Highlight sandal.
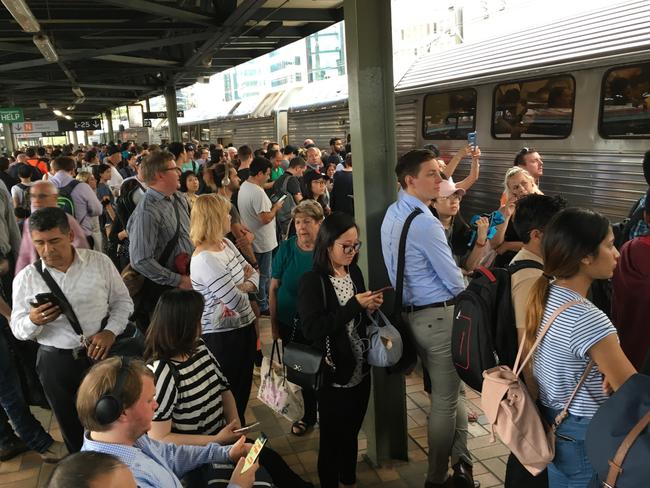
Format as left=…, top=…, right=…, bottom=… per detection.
left=291, top=420, right=311, bottom=436
left=467, top=410, right=479, bottom=423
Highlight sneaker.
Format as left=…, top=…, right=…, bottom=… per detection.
left=0, top=437, right=28, bottom=462
left=39, top=441, right=68, bottom=463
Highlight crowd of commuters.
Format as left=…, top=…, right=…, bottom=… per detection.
left=0, top=136, right=647, bottom=488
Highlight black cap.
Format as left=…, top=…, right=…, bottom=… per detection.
left=185, top=143, right=195, bottom=152
left=303, top=169, right=330, bottom=185
left=283, top=144, right=298, bottom=156
left=106, top=145, right=120, bottom=156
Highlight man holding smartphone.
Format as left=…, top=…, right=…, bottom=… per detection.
left=11, top=207, right=133, bottom=453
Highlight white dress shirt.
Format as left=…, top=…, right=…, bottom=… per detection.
left=11, top=248, right=133, bottom=349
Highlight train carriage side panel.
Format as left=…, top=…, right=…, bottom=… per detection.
left=288, top=103, right=350, bottom=150
left=231, top=116, right=276, bottom=149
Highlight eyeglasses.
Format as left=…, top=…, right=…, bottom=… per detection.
left=439, top=194, right=462, bottom=202
left=335, top=241, right=362, bottom=255
left=31, top=193, right=56, bottom=200
left=162, top=166, right=182, bottom=174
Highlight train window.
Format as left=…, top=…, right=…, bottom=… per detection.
left=422, top=89, right=476, bottom=139
left=600, top=63, right=650, bottom=138
left=492, top=75, right=575, bottom=139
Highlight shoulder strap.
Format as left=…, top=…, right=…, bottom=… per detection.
left=157, top=358, right=181, bottom=386
left=394, top=208, right=423, bottom=315
left=34, top=260, right=84, bottom=337
left=605, top=410, right=650, bottom=487
left=508, top=259, right=544, bottom=274
left=158, top=196, right=182, bottom=266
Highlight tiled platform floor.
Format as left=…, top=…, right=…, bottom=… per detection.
left=0, top=318, right=507, bottom=488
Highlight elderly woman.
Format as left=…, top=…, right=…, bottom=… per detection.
left=492, top=166, right=542, bottom=267
left=269, top=200, right=324, bottom=436
left=189, top=194, right=259, bottom=425
left=76, top=171, right=104, bottom=252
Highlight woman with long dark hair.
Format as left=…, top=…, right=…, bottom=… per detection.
left=297, top=212, right=383, bottom=488
left=144, top=289, right=313, bottom=488
left=525, top=208, right=636, bottom=487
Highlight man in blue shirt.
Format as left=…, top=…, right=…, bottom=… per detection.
left=381, top=149, right=477, bottom=488
left=77, top=357, right=258, bottom=488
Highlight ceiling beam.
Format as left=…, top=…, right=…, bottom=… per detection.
left=97, top=0, right=214, bottom=25
left=94, top=54, right=179, bottom=66
left=251, top=8, right=343, bottom=23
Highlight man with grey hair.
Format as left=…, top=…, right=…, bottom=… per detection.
left=305, top=146, right=323, bottom=173
left=15, top=181, right=88, bottom=274
left=127, top=150, right=194, bottom=329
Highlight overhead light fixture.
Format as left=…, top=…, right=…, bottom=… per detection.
left=33, top=35, right=58, bottom=62
left=1, top=0, right=41, bottom=33
left=197, top=76, right=210, bottom=84
left=72, top=86, right=84, bottom=98
left=66, top=105, right=76, bottom=111
left=38, top=102, right=47, bottom=109
left=74, top=96, right=85, bottom=104
left=52, top=109, right=63, bottom=116
left=63, top=115, right=72, bottom=120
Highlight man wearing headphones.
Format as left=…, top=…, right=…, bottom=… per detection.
left=11, top=207, right=133, bottom=453
left=78, top=357, right=258, bottom=488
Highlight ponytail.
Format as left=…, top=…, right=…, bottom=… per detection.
left=523, top=274, right=552, bottom=356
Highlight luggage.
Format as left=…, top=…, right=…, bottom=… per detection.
left=481, top=300, right=591, bottom=475
left=452, top=260, right=543, bottom=391
left=586, top=374, right=650, bottom=488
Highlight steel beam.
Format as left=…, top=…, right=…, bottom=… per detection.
left=98, top=0, right=214, bottom=25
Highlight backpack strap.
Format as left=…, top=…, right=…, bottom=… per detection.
left=508, top=259, right=544, bottom=274
left=605, top=411, right=650, bottom=487
left=394, top=208, right=423, bottom=315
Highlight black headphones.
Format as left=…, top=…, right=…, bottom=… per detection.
left=95, top=356, right=131, bottom=425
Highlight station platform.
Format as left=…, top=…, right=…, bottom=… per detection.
left=0, top=317, right=508, bottom=488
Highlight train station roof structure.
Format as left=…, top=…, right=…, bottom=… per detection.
left=0, top=0, right=344, bottom=120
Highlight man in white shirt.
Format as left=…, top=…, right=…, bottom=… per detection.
left=11, top=207, right=133, bottom=453
left=236, top=157, right=284, bottom=314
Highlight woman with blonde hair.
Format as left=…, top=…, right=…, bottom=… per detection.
left=525, top=207, right=635, bottom=487
left=189, top=193, right=259, bottom=424
left=492, top=166, right=542, bottom=267
left=76, top=171, right=104, bottom=252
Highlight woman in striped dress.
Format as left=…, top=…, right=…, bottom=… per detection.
left=189, top=194, right=259, bottom=425
left=524, top=208, right=636, bottom=488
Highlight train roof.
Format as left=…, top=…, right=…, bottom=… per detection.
left=396, top=0, right=650, bottom=94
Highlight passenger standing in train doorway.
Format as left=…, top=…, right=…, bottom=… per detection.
left=381, top=149, right=479, bottom=488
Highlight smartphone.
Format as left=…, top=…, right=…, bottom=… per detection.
left=270, top=193, right=287, bottom=205
left=233, top=422, right=260, bottom=434
left=30, top=293, right=60, bottom=308
left=370, top=286, right=393, bottom=295
left=241, top=433, right=267, bottom=473
left=467, top=131, right=477, bottom=149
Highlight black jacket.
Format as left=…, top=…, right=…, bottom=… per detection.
left=297, top=264, right=370, bottom=386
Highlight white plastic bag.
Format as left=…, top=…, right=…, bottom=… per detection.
left=257, top=341, right=304, bottom=422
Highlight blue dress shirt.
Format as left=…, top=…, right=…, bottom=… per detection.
left=82, top=433, right=237, bottom=488
left=381, top=190, right=465, bottom=306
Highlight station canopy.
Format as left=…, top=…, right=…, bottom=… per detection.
left=0, top=0, right=344, bottom=120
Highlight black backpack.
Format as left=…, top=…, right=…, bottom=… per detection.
left=613, top=196, right=645, bottom=249
left=451, top=260, right=543, bottom=392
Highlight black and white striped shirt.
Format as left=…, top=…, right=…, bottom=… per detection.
left=533, top=284, right=616, bottom=418
left=150, top=341, right=230, bottom=435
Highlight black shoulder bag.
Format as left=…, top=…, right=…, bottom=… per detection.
left=388, top=208, right=423, bottom=375
left=34, top=260, right=144, bottom=359
left=283, top=277, right=334, bottom=391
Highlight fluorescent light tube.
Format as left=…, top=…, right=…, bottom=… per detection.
left=33, top=35, right=58, bottom=62
left=1, top=0, right=41, bottom=33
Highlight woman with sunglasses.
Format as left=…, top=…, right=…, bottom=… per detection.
left=297, top=212, right=383, bottom=488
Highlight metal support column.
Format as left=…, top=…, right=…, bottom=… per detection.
left=164, top=85, right=180, bottom=142
left=83, top=130, right=89, bottom=146
left=344, top=0, right=407, bottom=466
left=71, top=130, right=79, bottom=146
left=105, top=111, right=115, bottom=143
left=3, top=123, right=15, bottom=154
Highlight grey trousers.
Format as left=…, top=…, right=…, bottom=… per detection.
left=404, top=304, right=470, bottom=484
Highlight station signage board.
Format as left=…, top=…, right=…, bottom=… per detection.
left=12, top=121, right=59, bottom=133
left=143, top=110, right=184, bottom=119
left=0, top=107, right=24, bottom=123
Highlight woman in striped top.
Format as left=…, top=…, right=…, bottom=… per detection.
left=145, top=289, right=313, bottom=488
left=524, top=208, right=636, bottom=488
left=190, top=194, right=259, bottom=425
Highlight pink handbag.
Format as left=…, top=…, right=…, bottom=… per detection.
left=481, top=300, right=593, bottom=475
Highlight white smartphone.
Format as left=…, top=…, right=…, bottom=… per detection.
left=241, top=433, right=267, bottom=473
left=233, top=422, right=260, bottom=434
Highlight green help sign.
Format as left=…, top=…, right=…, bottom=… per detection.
left=0, top=108, right=24, bottom=123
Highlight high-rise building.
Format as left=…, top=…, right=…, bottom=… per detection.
left=306, top=23, right=346, bottom=83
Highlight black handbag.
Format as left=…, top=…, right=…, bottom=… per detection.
left=34, top=260, right=144, bottom=359
left=284, top=277, right=334, bottom=391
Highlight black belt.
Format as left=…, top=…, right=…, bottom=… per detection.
left=39, top=344, right=87, bottom=360
left=402, top=299, right=455, bottom=313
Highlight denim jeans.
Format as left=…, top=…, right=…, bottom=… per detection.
left=0, top=330, right=52, bottom=453
left=254, top=251, right=273, bottom=311
left=541, top=405, right=597, bottom=488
